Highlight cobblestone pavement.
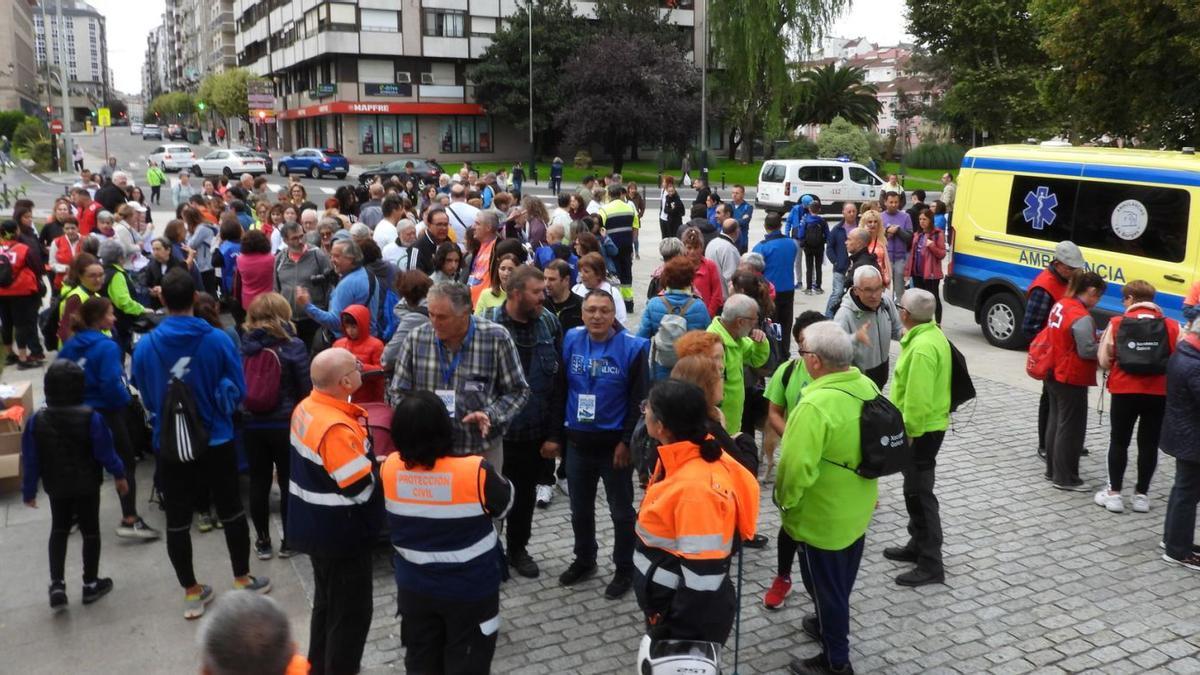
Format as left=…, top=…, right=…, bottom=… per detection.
left=329, top=375, right=1200, bottom=674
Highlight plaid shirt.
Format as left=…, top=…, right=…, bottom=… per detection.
left=1022, top=287, right=1054, bottom=341
left=389, top=316, right=530, bottom=456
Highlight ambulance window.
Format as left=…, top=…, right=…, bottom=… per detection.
left=848, top=167, right=877, bottom=185
left=798, top=166, right=844, bottom=182
left=1005, top=175, right=1078, bottom=244
left=1072, top=182, right=1189, bottom=263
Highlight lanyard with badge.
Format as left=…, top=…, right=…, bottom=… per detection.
left=435, top=318, right=475, bottom=415
left=577, top=334, right=608, bottom=423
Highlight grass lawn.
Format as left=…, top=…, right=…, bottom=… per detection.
left=880, top=162, right=951, bottom=189
left=441, top=158, right=765, bottom=189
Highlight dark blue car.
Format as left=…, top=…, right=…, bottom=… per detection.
left=276, top=147, right=350, bottom=179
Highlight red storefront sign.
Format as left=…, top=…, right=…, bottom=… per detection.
left=278, top=101, right=485, bottom=120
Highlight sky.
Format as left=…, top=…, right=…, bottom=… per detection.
left=96, top=0, right=913, bottom=96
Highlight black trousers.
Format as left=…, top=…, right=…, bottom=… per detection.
left=615, top=240, right=634, bottom=313
left=160, top=441, right=251, bottom=588
left=1038, top=383, right=1049, bottom=451
left=864, top=360, right=889, bottom=389
left=296, top=318, right=321, bottom=354
left=1107, top=393, right=1165, bottom=494
left=49, top=493, right=101, bottom=583
left=399, top=589, right=499, bottom=675
left=910, top=277, right=943, bottom=323
left=798, top=536, right=864, bottom=668
left=101, top=407, right=138, bottom=520
left=537, top=445, right=566, bottom=486
left=1164, top=458, right=1200, bottom=560
left=0, top=294, right=44, bottom=356
left=900, top=431, right=945, bottom=574
left=503, top=438, right=543, bottom=554
left=245, top=425, right=291, bottom=543
left=150, top=185, right=161, bottom=203
left=200, top=269, right=218, bottom=299
left=309, top=553, right=374, bottom=675
left=803, top=247, right=823, bottom=290
left=777, top=525, right=799, bottom=577
left=774, top=290, right=795, bottom=356
left=1046, top=379, right=1088, bottom=485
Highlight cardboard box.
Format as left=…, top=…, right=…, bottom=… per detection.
left=0, top=452, right=20, bottom=495
left=0, top=380, right=33, bottom=423
left=0, top=418, right=19, bottom=457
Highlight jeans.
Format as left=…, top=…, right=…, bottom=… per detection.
left=245, top=425, right=291, bottom=544
left=503, top=438, right=543, bottom=555
left=101, top=407, right=138, bottom=520
left=160, top=441, right=251, bottom=588
left=803, top=247, right=823, bottom=290
left=566, top=433, right=636, bottom=573
left=825, top=271, right=846, bottom=318
left=49, top=493, right=101, bottom=583
left=1164, top=458, right=1200, bottom=561
left=798, top=536, right=865, bottom=668
left=1107, top=394, right=1165, bottom=494
left=399, top=589, right=499, bottom=675
left=900, top=431, right=945, bottom=574
left=309, top=553, right=373, bottom=675
left=1045, top=378, right=1088, bottom=485
left=890, top=255, right=908, bottom=301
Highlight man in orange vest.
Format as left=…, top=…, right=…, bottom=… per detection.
left=286, top=347, right=382, bottom=675
left=200, top=591, right=310, bottom=675
left=1024, top=241, right=1086, bottom=460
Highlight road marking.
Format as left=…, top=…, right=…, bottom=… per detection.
left=318, top=187, right=336, bottom=195
left=268, top=184, right=284, bottom=192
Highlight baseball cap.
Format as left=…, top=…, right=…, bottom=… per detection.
left=800, top=195, right=814, bottom=207
left=1053, top=241, right=1085, bottom=269
left=129, top=202, right=147, bottom=213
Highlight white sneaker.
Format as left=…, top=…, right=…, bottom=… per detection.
left=1093, top=489, right=1124, bottom=513
left=556, top=477, right=570, bottom=497
left=535, top=484, right=554, bottom=508
left=1132, top=494, right=1151, bottom=513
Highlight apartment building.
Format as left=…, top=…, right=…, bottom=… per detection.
left=0, top=0, right=40, bottom=115
left=33, top=0, right=110, bottom=124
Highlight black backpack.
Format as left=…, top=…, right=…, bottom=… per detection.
left=1116, top=316, right=1171, bottom=375
left=825, top=388, right=910, bottom=479
left=948, top=340, right=976, bottom=413
left=0, top=246, right=15, bottom=288
left=151, top=337, right=209, bottom=464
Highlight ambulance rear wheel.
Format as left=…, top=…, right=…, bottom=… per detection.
left=981, top=292, right=1026, bottom=350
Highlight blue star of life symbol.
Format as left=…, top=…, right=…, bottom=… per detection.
left=1022, top=186, right=1058, bottom=231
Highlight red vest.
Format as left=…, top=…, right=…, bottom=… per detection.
left=1106, top=305, right=1179, bottom=396
left=52, top=234, right=82, bottom=290
left=1027, top=267, right=1069, bottom=301
left=1048, top=297, right=1098, bottom=386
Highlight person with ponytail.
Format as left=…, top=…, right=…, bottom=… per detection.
left=633, top=378, right=759, bottom=644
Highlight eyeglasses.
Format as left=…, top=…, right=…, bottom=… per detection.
left=798, top=350, right=816, bottom=357
left=341, top=360, right=363, bottom=379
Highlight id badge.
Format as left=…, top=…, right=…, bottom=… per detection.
left=435, top=388, right=456, bottom=415
left=577, top=394, right=597, bottom=422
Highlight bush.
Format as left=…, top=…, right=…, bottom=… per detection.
left=904, top=142, right=966, bottom=169
left=11, top=118, right=46, bottom=152
left=26, top=138, right=55, bottom=171
left=816, top=117, right=872, bottom=164
left=775, top=137, right=818, bottom=159
left=0, top=111, right=27, bottom=142
left=573, top=150, right=593, bottom=169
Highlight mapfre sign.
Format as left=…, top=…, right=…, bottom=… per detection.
left=278, top=101, right=485, bottom=120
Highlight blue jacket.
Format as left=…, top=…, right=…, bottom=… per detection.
left=131, top=315, right=246, bottom=447
left=753, top=232, right=798, bottom=293
left=637, top=291, right=711, bottom=380
left=731, top=201, right=754, bottom=251
left=57, top=330, right=131, bottom=412
left=305, top=266, right=381, bottom=337
left=218, top=241, right=240, bottom=294
left=563, top=326, right=649, bottom=443
left=1161, top=338, right=1200, bottom=463
left=826, top=220, right=853, bottom=273
left=792, top=213, right=828, bottom=248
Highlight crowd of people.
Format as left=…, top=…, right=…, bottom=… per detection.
left=10, top=156, right=1200, bottom=675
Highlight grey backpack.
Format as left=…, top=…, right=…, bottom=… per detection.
left=651, top=296, right=697, bottom=370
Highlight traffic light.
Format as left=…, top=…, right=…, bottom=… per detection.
left=258, top=110, right=266, bottom=120
left=197, top=101, right=207, bottom=111
left=90, top=110, right=97, bottom=118
left=44, top=106, right=52, bottom=115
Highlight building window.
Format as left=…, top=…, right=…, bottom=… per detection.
left=360, top=9, right=398, bottom=32
left=438, top=116, right=491, bottom=154
left=327, top=2, right=357, bottom=30
left=359, top=115, right=418, bottom=154
left=423, top=9, right=465, bottom=38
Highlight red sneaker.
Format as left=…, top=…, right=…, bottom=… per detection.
left=763, top=575, right=792, bottom=610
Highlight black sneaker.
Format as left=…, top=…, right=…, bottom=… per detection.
left=277, top=540, right=296, bottom=559
left=49, top=582, right=67, bottom=612
left=4, top=353, right=18, bottom=366
left=801, top=614, right=821, bottom=641
left=558, top=559, right=597, bottom=586
left=508, top=549, right=540, bottom=578
left=743, top=533, right=769, bottom=549
left=1052, top=481, right=1090, bottom=492
left=604, top=572, right=633, bottom=599
left=255, top=537, right=274, bottom=561
left=788, top=653, right=855, bottom=674
left=81, top=578, right=114, bottom=605
left=16, top=360, right=40, bottom=370
left=882, top=546, right=918, bottom=563
left=895, top=567, right=945, bottom=587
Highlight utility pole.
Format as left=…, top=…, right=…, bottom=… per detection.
left=698, top=0, right=708, bottom=182
left=528, top=0, right=536, bottom=184
left=54, top=0, right=75, bottom=173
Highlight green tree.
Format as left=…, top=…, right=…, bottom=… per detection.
left=905, top=0, right=1053, bottom=142
left=1032, top=0, right=1200, bottom=147
left=816, top=116, right=871, bottom=163
left=199, top=68, right=270, bottom=142
left=789, top=64, right=882, bottom=128
left=148, top=92, right=196, bottom=120
left=0, top=111, right=29, bottom=141
left=709, top=0, right=847, bottom=162
left=468, top=0, right=590, bottom=155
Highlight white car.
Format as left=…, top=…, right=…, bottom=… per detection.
left=142, top=124, right=163, bottom=140
left=756, top=158, right=885, bottom=216
left=148, top=144, right=195, bottom=173
left=130, top=123, right=143, bottom=135
left=190, top=149, right=268, bottom=177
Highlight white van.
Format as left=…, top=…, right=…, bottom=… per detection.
left=756, top=159, right=885, bottom=215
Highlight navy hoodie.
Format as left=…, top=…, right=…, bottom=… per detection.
left=240, top=327, right=312, bottom=427
left=57, top=329, right=131, bottom=412
left=131, top=315, right=246, bottom=447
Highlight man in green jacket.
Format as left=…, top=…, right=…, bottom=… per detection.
left=146, top=160, right=165, bottom=205
left=884, top=288, right=951, bottom=587
left=707, top=294, right=770, bottom=433
left=775, top=321, right=878, bottom=675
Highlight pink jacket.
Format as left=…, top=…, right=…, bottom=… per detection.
left=904, top=228, right=946, bottom=280
left=237, top=252, right=276, bottom=310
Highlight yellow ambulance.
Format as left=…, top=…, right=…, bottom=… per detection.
left=944, top=144, right=1198, bottom=349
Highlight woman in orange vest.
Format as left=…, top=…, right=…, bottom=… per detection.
left=634, top=379, right=759, bottom=644
left=1045, top=269, right=1106, bottom=491
left=381, top=390, right=513, bottom=675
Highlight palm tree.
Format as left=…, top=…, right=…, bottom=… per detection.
left=789, top=64, right=882, bottom=129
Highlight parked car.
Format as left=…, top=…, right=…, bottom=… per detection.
left=232, top=144, right=273, bottom=175
left=166, top=124, right=186, bottom=140
left=276, top=148, right=349, bottom=179
left=358, top=158, right=444, bottom=188
left=148, top=144, right=196, bottom=173
left=130, top=123, right=144, bottom=135
left=755, top=158, right=885, bottom=216
left=191, top=149, right=268, bottom=177
left=142, top=124, right=163, bottom=140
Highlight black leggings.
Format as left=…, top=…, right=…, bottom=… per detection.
left=101, top=407, right=138, bottom=520
left=161, top=441, right=251, bottom=588
left=910, top=277, right=943, bottom=323
left=245, top=425, right=290, bottom=543
left=50, top=493, right=101, bottom=583
left=150, top=185, right=161, bottom=204
left=804, top=247, right=823, bottom=290
left=777, top=525, right=799, bottom=577
left=1108, top=393, right=1165, bottom=494
left=0, top=294, right=44, bottom=356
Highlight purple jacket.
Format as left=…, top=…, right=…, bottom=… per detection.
left=881, top=209, right=913, bottom=261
